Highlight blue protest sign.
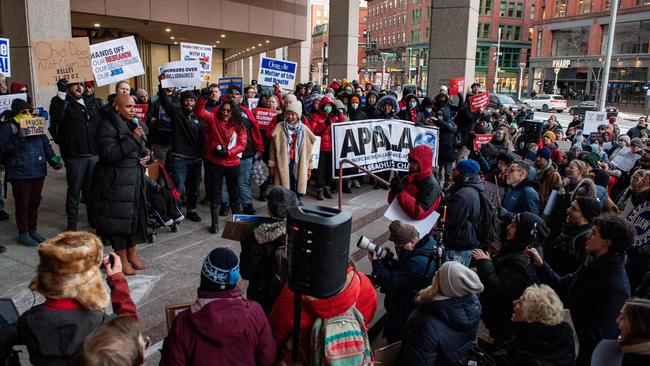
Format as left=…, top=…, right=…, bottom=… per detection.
left=218, top=76, right=243, bottom=95
left=0, top=38, right=10, bottom=77
left=257, top=57, right=297, bottom=90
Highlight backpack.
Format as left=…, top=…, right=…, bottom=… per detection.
left=471, top=186, right=501, bottom=247
left=311, top=305, right=373, bottom=366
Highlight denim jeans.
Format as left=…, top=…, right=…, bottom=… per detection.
left=170, top=157, right=202, bottom=210
left=222, top=157, right=253, bottom=206
left=443, top=249, right=474, bottom=267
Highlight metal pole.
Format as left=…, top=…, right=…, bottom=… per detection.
left=518, top=63, right=525, bottom=100
left=599, top=0, right=619, bottom=110
left=554, top=68, right=560, bottom=94
left=494, top=27, right=502, bottom=93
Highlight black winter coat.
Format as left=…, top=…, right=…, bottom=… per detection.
left=434, top=115, right=457, bottom=163
left=49, top=94, right=102, bottom=158
left=543, top=224, right=592, bottom=276
left=398, top=295, right=482, bottom=366
left=157, top=86, right=204, bottom=159
left=444, top=175, right=483, bottom=250
left=363, top=91, right=380, bottom=119
left=492, top=322, right=575, bottom=366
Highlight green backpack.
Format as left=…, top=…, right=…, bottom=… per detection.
left=311, top=305, right=373, bottom=366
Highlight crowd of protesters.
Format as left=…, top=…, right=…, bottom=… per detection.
left=1, top=72, right=650, bottom=366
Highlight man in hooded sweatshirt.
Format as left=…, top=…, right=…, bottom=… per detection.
left=161, top=247, right=276, bottom=365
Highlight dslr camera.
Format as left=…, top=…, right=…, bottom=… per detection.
left=357, top=236, right=393, bottom=260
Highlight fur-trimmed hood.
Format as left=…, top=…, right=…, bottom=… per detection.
left=254, top=219, right=287, bottom=245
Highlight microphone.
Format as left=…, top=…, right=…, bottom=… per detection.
left=129, top=117, right=147, bottom=144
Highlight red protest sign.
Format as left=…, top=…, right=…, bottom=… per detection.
left=134, top=104, right=149, bottom=119
left=469, top=92, right=489, bottom=112
left=473, top=134, right=493, bottom=151
left=253, top=108, right=281, bottom=127
left=449, top=77, right=465, bottom=96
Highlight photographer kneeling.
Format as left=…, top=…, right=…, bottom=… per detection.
left=368, top=220, right=437, bottom=343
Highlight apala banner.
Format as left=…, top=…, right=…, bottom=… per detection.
left=331, top=119, right=439, bottom=178
left=90, top=36, right=144, bottom=87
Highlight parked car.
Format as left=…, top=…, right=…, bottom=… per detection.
left=568, top=101, right=619, bottom=118
left=522, top=94, right=567, bottom=113
left=489, top=93, right=525, bottom=112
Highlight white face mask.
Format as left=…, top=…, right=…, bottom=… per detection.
left=425, top=108, right=433, bottom=113
left=409, top=101, right=417, bottom=108
left=351, top=103, right=359, bottom=109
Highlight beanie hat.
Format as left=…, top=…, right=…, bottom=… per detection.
left=455, top=159, right=480, bottom=176
left=30, top=232, right=109, bottom=311
left=389, top=220, right=418, bottom=245
left=438, top=261, right=484, bottom=297
left=543, top=131, right=556, bottom=143
left=581, top=152, right=601, bottom=169
left=83, top=81, right=94, bottom=89
left=11, top=98, right=32, bottom=115
left=334, top=99, right=346, bottom=110
left=536, top=147, right=551, bottom=161
left=285, top=102, right=302, bottom=119
left=180, top=90, right=196, bottom=103
left=267, top=186, right=301, bottom=218
left=511, top=212, right=549, bottom=249
left=609, top=116, right=617, bottom=124
left=351, top=96, right=360, bottom=104
left=631, top=138, right=644, bottom=148
left=618, top=135, right=631, bottom=145
left=575, top=196, right=602, bottom=222
left=200, top=247, right=240, bottom=291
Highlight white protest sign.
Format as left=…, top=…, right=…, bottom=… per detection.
left=583, top=111, right=607, bottom=135
left=384, top=199, right=441, bottom=238
left=248, top=98, right=259, bottom=110
left=610, top=147, right=641, bottom=172
left=257, top=57, right=297, bottom=90
left=311, top=137, right=321, bottom=167
left=0, top=38, right=10, bottom=77
left=161, top=61, right=202, bottom=88
left=90, top=36, right=144, bottom=87
left=0, top=93, right=27, bottom=113
left=543, top=190, right=559, bottom=216
left=180, top=42, right=213, bottom=82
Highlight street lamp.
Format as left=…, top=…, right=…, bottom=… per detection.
left=493, top=27, right=502, bottom=93
left=518, top=63, right=526, bottom=100
left=553, top=67, right=561, bottom=94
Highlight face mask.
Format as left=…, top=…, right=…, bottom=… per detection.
left=323, top=106, right=333, bottom=114
left=425, top=108, right=433, bottom=114
left=351, top=103, right=359, bottom=110
left=13, top=113, right=31, bottom=123
left=409, top=101, right=417, bottom=108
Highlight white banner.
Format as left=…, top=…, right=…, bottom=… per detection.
left=583, top=111, right=607, bottom=135
left=180, top=42, right=213, bottom=82
left=0, top=93, right=27, bottom=113
left=90, top=36, right=145, bottom=87
left=161, top=61, right=202, bottom=88
left=331, top=119, right=439, bottom=178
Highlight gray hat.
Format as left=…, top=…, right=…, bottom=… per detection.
left=631, top=138, right=644, bottom=148
left=438, top=261, right=484, bottom=297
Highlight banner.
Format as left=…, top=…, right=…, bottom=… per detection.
left=331, top=119, right=439, bottom=178
left=134, top=104, right=149, bottom=119
left=0, top=38, right=10, bottom=77
left=247, top=98, right=259, bottom=110
left=90, top=36, right=145, bottom=87
left=253, top=108, right=281, bottom=127
left=0, top=93, right=27, bottom=113
left=218, top=76, right=243, bottom=95
left=257, top=57, right=297, bottom=90
left=627, top=200, right=650, bottom=248
left=473, top=134, right=493, bottom=151
left=19, top=117, right=46, bottom=136
left=449, top=77, right=465, bottom=96
left=161, top=61, right=202, bottom=88
left=180, top=42, right=213, bottom=82
left=32, top=37, right=93, bottom=86
left=583, top=111, right=607, bottom=135
left=469, top=92, right=489, bottom=112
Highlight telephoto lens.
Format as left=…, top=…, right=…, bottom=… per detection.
left=357, top=236, right=391, bottom=260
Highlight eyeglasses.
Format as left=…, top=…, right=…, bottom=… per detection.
left=230, top=91, right=241, bottom=96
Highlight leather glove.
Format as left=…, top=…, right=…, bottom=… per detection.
left=389, top=177, right=402, bottom=193
left=48, top=155, right=63, bottom=170
left=57, top=78, right=68, bottom=93
left=201, top=87, right=211, bottom=98
left=325, top=119, right=331, bottom=126
left=213, top=146, right=229, bottom=158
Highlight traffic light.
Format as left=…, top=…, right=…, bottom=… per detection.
left=323, top=63, right=328, bottom=75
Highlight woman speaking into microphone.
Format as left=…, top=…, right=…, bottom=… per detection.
left=91, top=93, right=150, bottom=275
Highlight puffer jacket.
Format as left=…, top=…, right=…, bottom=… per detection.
left=363, top=91, right=380, bottom=118
left=501, top=179, right=541, bottom=222
left=491, top=321, right=575, bottom=366
left=0, top=112, right=56, bottom=181
left=377, top=95, right=399, bottom=119
left=195, top=97, right=247, bottom=166
left=48, top=93, right=102, bottom=158
left=445, top=174, right=483, bottom=250
left=388, top=145, right=442, bottom=220
left=310, top=96, right=345, bottom=152
left=398, top=294, right=482, bottom=366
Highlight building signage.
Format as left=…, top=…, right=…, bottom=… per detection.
left=552, top=59, right=571, bottom=69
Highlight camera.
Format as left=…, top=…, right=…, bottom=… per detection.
left=357, top=236, right=393, bottom=260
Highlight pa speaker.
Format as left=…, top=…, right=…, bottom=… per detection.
left=286, top=205, right=352, bottom=298
left=521, top=119, right=543, bottom=143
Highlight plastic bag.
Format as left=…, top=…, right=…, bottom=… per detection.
left=251, top=158, right=269, bottom=186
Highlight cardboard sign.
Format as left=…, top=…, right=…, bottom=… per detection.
left=611, top=147, right=641, bottom=172
left=449, top=77, right=465, bottom=96
left=134, top=104, right=149, bottom=119
left=473, top=134, right=493, bottom=151
left=90, top=36, right=144, bottom=87
left=469, top=92, right=489, bottom=112
left=253, top=108, right=281, bottom=127
left=583, top=111, right=607, bottom=135
left=180, top=42, right=213, bottom=82
left=32, top=37, right=93, bottom=86
left=556, top=140, right=572, bottom=152
left=0, top=93, right=27, bottom=113
left=247, top=98, right=259, bottom=110
left=218, top=76, right=243, bottom=95
left=0, top=38, right=10, bottom=77
left=19, top=117, right=46, bottom=136
left=257, top=57, right=297, bottom=90
left=161, top=61, right=202, bottom=88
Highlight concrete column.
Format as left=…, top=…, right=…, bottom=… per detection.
left=288, top=42, right=311, bottom=84
left=426, top=0, right=479, bottom=95
left=328, top=0, right=359, bottom=81
left=0, top=0, right=71, bottom=108
left=243, top=56, right=252, bottom=85
left=252, top=53, right=262, bottom=82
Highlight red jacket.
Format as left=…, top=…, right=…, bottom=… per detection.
left=240, top=105, right=265, bottom=155
left=161, top=288, right=276, bottom=366
left=310, top=96, right=345, bottom=152
left=388, top=145, right=442, bottom=220
left=195, top=97, right=247, bottom=166
left=268, top=268, right=378, bottom=363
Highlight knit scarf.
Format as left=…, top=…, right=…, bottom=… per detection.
left=283, top=121, right=305, bottom=173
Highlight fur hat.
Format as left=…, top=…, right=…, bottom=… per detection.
left=285, top=102, right=302, bottom=119
left=267, top=186, right=301, bottom=218
left=30, top=232, right=108, bottom=310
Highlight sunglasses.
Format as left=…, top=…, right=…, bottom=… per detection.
left=221, top=108, right=232, bottom=114
left=230, top=91, right=241, bottom=96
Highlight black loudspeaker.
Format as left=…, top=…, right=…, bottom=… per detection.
left=286, top=205, right=352, bottom=298
left=521, top=119, right=543, bottom=143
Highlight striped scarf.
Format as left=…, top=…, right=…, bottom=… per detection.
left=283, top=121, right=305, bottom=173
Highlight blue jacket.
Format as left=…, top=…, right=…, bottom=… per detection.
left=444, top=175, right=483, bottom=250
left=0, top=115, right=55, bottom=181
left=372, top=234, right=438, bottom=342
left=501, top=179, right=540, bottom=222
left=398, top=295, right=482, bottom=366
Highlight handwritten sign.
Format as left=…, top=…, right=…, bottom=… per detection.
left=0, top=38, right=10, bottom=77
left=449, top=77, right=465, bottom=96
left=469, top=92, right=490, bottom=112
left=0, top=93, right=27, bottom=113
left=161, top=61, right=202, bottom=88
left=583, top=111, right=607, bottom=135
left=90, top=36, right=145, bottom=87
left=32, top=38, right=93, bottom=86
left=473, top=134, right=493, bottom=151
left=180, top=42, right=213, bottom=82
left=253, top=108, right=281, bottom=127
left=19, top=117, right=46, bottom=136
left=134, top=104, right=149, bottom=119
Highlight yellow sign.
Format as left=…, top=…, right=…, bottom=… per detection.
left=19, top=117, right=46, bottom=136
left=32, top=37, right=94, bottom=86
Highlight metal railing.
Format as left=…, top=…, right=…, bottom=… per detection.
left=337, top=159, right=390, bottom=209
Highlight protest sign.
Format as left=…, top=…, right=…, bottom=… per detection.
left=0, top=38, right=10, bottom=77
left=332, top=119, right=439, bottom=178
left=90, top=36, right=144, bottom=87
left=469, top=92, right=489, bottom=112
left=611, top=147, right=641, bottom=172
left=0, top=93, right=27, bottom=113
left=626, top=201, right=650, bottom=248
left=473, top=134, right=493, bottom=151
left=257, top=57, right=297, bottom=90
left=484, top=181, right=505, bottom=207
left=449, top=77, right=465, bottom=96
left=218, top=76, right=243, bottom=95
left=134, top=104, right=149, bottom=119
left=248, top=98, right=259, bottom=110
left=311, top=137, right=321, bottom=166
left=253, top=108, right=281, bottom=128
left=161, top=61, right=202, bottom=88
left=180, top=42, right=212, bottom=82
left=32, top=38, right=93, bottom=86
left=303, top=94, right=316, bottom=112
left=556, top=140, right=572, bottom=152
left=19, top=117, right=46, bottom=136
left=583, top=111, right=607, bottom=135
left=384, top=199, right=440, bottom=238
left=589, top=132, right=603, bottom=143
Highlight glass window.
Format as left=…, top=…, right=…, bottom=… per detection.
left=505, top=24, right=514, bottom=40
left=515, top=26, right=521, bottom=40
left=531, top=3, right=535, bottom=19
left=500, top=1, right=507, bottom=16
left=554, top=0, right=568, bottom=17
left=485, top=0, right=493, bottom=15
left=476, top=46, right=490, bottom=67
left=516, top=2, right=524, bottom=18
left=578, top=0, right=592, bottom=13
left=500, top=48, right=520, bottom=68
left=536, top=30, right=543, bottom=56
left=601, top=21, right=650, bottom=55
left=508, top=2, right=515, bottom=17
left=636, top=0, right=650, bottom=5
left=552, top=27, right=589, bottom=56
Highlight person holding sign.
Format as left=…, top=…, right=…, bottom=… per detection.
left=0, top=99, right=62, bottom=246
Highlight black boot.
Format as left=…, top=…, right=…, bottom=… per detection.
left=316, top=188, right=325, bottom=200
left=209, top=207, right=220, bottom=234
left=323, top=186, right=334, bottom=199
left=243, top=204, right=256, bottom=215
left=343, top=180, right=352, bottom=194
left=219, top=204, right=229, bottom=216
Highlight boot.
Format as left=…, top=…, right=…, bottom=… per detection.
left=316, top=188, right=325, bottom=200
left=127, top=246, right=146, bottom=270
left=209, top=207, right=220, bottom=234
left=258, top=187, right=267, bottom=202
left=243, top=204, right=256, bottom=215
left=323, top=186, right=334, bottom=199
left=117, top=249, right=137, bottom=276
left=343, top=180, right=352, bottom=194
